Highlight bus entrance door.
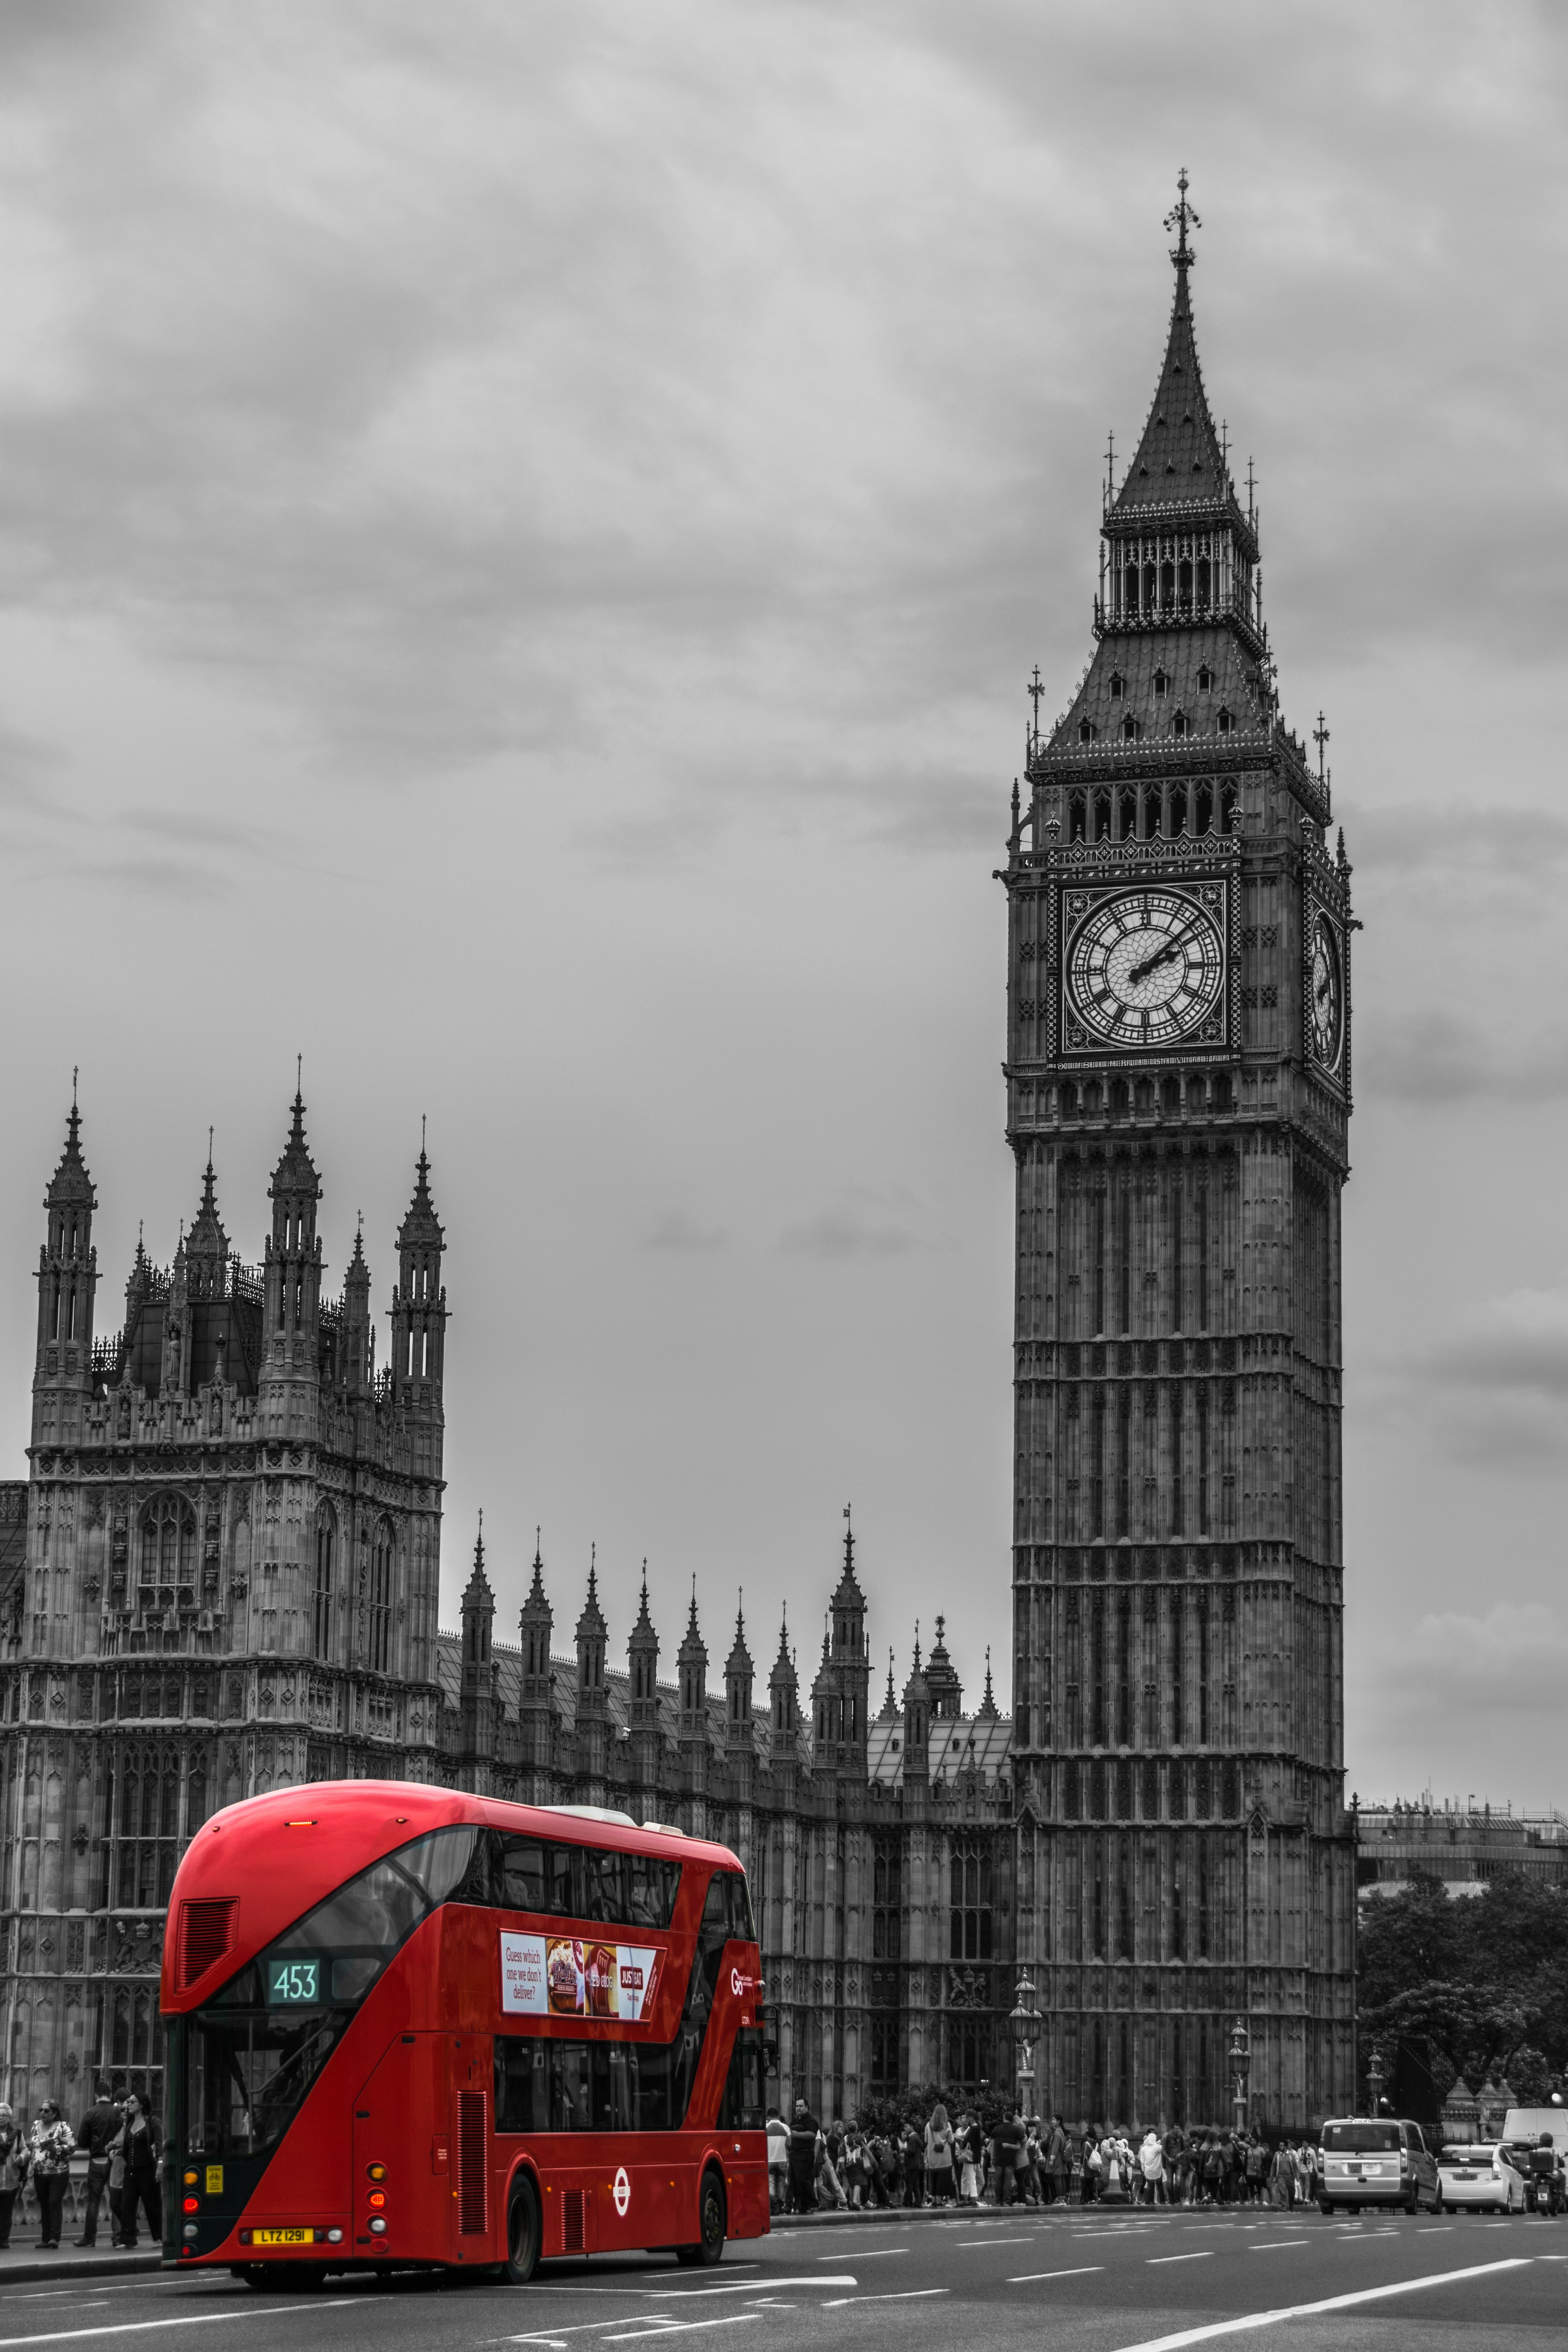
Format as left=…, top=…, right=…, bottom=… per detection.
left=353, top=2033, right=446, bottom=2263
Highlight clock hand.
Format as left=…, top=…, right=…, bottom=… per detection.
left=1127, top=926, right=1200, bottom=987
left=1316, top=975, right=1331, bottom=1005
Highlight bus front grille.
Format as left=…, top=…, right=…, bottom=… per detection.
left=457, top=2092, right=487, bottom=2236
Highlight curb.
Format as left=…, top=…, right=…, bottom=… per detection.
left=769, top=2206, right=1047, bottom=2230
left=0, top=2252, right=162, bottom=2283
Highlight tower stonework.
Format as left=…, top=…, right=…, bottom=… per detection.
left=1004, top=188, right=1356, bottom=2130
left=0, top=1095, right=447, bottom=2113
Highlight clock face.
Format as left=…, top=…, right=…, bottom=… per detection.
left=1064, top=887, right=1225, bottom=1049
left=1310, top=910, right=1343, bottom=1070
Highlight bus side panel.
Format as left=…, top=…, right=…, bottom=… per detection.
left=720, top=2147, right=769, bottom=2242
left=352, top=2033, right=452, bottom=2263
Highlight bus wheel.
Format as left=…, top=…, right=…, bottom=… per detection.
left=235, top=2269, right=270, bottom=2290
left=506, top=2176, right=542, bottom=2285
left=677, top=2170, right=726, bottom=2269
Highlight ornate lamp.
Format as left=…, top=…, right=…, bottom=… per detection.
left=1011, top=1969, right=1044, bottom=2121
left=1228, top=2016, right=1250, bottom=2135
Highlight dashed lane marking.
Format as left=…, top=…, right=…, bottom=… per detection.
left=953, top=2239, right=1030, bottom=2250
left=0, top=2307, right=358, bottom=2349
left=818, top=2291, right=948, bottom=2309
left=1106, top=2256, right=1536, bottom=2351
left=814, top=2250, right=906, bottom=2261
left=602, top=2322, right=760, bottom=2345
left=1007, top=2267, right=1104, bottom=2285
left=1245, top=2243, right=1306, bottom=2253
left=647, top=2281, right=853, bottom=2299
left=1147, top=2252, right=1213, bottom=2264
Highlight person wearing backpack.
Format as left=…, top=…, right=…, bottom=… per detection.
left=925, top=2102, right=955, bottom=2204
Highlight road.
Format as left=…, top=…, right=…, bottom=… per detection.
left=0, top=2207, right=1561, bottom=2352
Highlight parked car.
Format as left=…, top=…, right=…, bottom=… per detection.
left=1437, top=2141, right=1526, bottom=2214
left=1317, top=2117, right=1441, bottom=2214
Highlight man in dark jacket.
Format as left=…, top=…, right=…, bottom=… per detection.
left=787, top=2099, right=819, bottom=2214
left=73, top=2081, right=122, bottom=2248
left=994, top=2107, right=1026, bottom=2205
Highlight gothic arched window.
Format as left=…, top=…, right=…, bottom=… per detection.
left=368, top=1520, right=394, bottom=1675
left=139, top=1496, right=196, bottom=1591
left=313, top=1507, right=336, bottom=1662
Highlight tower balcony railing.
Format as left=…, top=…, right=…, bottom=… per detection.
left=1093, top=584, right=1263, bottom=650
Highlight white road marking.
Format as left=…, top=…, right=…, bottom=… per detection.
left=499, top=2321, right=679, bottom=2343
left=818, top=2291, right=947, bottom=2308
left=815, top=2249, right=906, bottom=2261
left=1007, top=2266, right=1103, bottom=2284
left=648, top=2281, right=854, bottom=2299
left=0, top=2307, right=357, bottom=2349
left=1147, top=2252, right=1213, bottom=2265
left=603, top=2322, right=760, bottom=2345
left=954, top=2238, right=1030, bottom=2250
left=1245, top=2242, right=1306, bottom=2253
left=1107, top=2255, right=1535, bottom=2351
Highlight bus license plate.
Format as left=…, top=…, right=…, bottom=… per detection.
left=251, top=2229, right=312, bottom=2247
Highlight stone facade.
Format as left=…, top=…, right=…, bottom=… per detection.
left=0, top=1100, right=1018, bottom=2125
left=1002, top=187, right=1358, bottom=2130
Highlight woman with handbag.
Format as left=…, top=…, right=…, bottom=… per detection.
left=924, top=2102, right=955, bottom=2205
left=114, top=2094, right=161, bottom=2249
left=27, top=2103, right=74, bottom=2249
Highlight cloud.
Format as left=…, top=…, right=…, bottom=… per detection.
left=1356, top=1011, right=1568, bottom=1105
left=1381, top=1601, right=1568, bottom=1719
left=780, top=1186, right=926, bottom=1261
left=646, top=1208, right=728, bottom=1254
left=1365, top=1285, right=1568, bottom=1472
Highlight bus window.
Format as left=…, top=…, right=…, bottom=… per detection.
left=719, top=2027, right=765, bottom=2131
left=627, top=1853, right=681, bottom=1929
left=500, top=1836, right=547, bottom=1913
left=552, top=2043, right=592, bottom=2132
left=548, top=1845, right=579, bottom=1917
left=495, top=2036, right=547, bottom=2133
left=581, top=1848, right=626, bottom=1924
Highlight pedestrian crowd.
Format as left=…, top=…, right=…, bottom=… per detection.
left=766, top=2101, right=1325, bottom=2213
left=0, top=2082, right=162, bottom=2251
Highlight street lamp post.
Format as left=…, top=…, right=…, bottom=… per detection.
left=1367, top=2046, right=1385, bottom=2119
left=1011, top=1969, right=1044, bottom=2122
left=1228, top=2017, right=1250, bottom=2138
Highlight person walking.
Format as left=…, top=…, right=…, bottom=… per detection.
left=900, top=2118, right=925, bottom=2207
left=0, top=2106, right=24, bottom=2250
left=786, top=2099, right=819, bottom=2214
left=924, top=2102, right=955, bottom=2205
left=114, top=2094, right=160, bottom=2250
left=1140, top=2127, right=1165, bottom=2206
left=27, top=2103, right=74, bottom=2250
left=73, top=2080, right=122, bottom=2248
left=765, top=2107, right=789, bottom=2214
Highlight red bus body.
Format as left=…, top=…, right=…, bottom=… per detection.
left=159, top=1782, right=769, bottom=2274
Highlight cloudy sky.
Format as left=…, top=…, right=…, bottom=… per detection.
left=0, top=1, right=1563, bottom=1810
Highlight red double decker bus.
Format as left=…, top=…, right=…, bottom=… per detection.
left=160, top=1782, right=769, bottom=2283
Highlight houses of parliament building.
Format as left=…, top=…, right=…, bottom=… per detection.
left=0, top=183, right=1356, bottom=2135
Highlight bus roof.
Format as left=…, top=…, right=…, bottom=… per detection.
left=162, top=1779, right=742, bottom=2016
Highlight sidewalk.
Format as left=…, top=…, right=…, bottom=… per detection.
left=0, top=2246, right=161, bottom=2283
left=770, top=2202, right=1069, bottom=2230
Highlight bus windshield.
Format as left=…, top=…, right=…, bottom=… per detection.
left=181, top=1824, right=478, bottom=2159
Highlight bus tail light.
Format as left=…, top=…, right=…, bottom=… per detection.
left=368, top=2217, right=388, bottom=2236
left=182, top=2196, right=199, bottom=2214
left=367, top=2162, right=388, bottom=2181
left=367, top=2191, right=386, bottom=2209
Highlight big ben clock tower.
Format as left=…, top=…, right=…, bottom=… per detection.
left=1004, top=178, right=1356, bottom=2131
